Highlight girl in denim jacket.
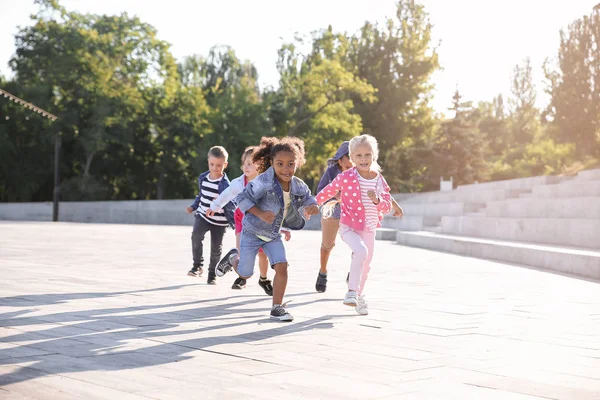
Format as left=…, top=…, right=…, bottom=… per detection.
left=316, top=134, right=392, bottom=315
left=215, top=136, right=319, bottom=321
left=208, top=146, right=290, bottom=295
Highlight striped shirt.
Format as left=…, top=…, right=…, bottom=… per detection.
left=357, top=174, right=379, bottom=230
left=196, top=176, right=228, bottom=226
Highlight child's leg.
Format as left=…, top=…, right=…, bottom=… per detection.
left=261, top=237, right=288, bottom=306
left=235, top=232, right=262, bottom=279
left=208, top=224, right=227, bottom=277
left=357, top=230, right=376, bottom=296
left=319, top=217, right=339, bottom=274
left=191, top=216, right=211, bottom=268
left=339, top=225, right=368, bottom=293
left=256, top=250, right=273, bottom=296
left=272, top=262, right=288, bottom=306
left=230, top=233, right=248, bottom=289
left=258, top=250, right=269, bottom=278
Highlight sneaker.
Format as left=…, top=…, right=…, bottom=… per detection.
left=355, top=295, right=368, bottom=315
left=187, top=265, right=203, bottom=277
left=215, top=248, right=239, bottom=277
left=315, top=272, right=327, bottom=293
left=207, top=271, right=217, bottom=285
left=343, top=291, right=358, bottom=307
left=270, top=304, right=293, bottom=322
left=231, top=277, right=246, bottom=290
left=258, top=277, right=273, bottom=296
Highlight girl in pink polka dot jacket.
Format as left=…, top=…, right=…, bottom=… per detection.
left=315, top=134, right=392, bottom=315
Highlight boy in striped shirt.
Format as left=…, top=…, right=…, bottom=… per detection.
left=186, top=146, right=236, bottom=284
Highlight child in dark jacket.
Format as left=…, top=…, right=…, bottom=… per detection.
left=185, top=146, right=236, bottom=284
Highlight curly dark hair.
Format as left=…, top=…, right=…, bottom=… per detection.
left=252, top=136, right=306, bottom=174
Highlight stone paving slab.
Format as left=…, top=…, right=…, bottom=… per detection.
left=1, top=221, right=600, bottom=399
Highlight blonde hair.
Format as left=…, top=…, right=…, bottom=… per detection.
left=241, top=146, right=258, bottom=164
left=208, top=146, right=229, bottom=162
left=349, top=134, right=381, bottom=172
left=321, top=134, right=381, bottom=219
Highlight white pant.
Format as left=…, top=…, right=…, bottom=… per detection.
left=339, top=224, right=375, bottom=296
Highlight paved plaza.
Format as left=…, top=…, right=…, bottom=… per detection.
left=1, top=221, right=600, bottom=399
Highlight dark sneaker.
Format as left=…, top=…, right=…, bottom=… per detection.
left=315, top=272, right=328, bottom=293
left=207, top=271, right=217, bottom=285
left=258, top=278, right=273, bottom=296
left=187, top=265, right=203, bottom=277
left=231, top=277, right=246, bottom=289
left=215, top=248, right=239, bottom=277
left=270, top=305, right=293, bottom=322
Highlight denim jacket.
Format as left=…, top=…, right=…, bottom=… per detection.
left=190, top=171, right=236, bottom=229
left=235, top=167, right=317, bottom=240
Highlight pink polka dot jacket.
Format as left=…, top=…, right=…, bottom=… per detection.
left=316, top=167, right=392, bottom=231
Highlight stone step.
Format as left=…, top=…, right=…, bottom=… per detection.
left=0, top=200, right=195, bottom=225
left=485, top=197, right=600, bottom=219
left=456, top=175, right=560, bottom=192
left=423, top=225, right=443, bottom=233
left=381, top=215, right=441, bottom=231
left=532, top=181, right=600, bottom=198
left=441, top=216, right=600, bottom=249
left=376, top=228, right=397, bottom=241
left=396, top=231, right=600, bottom=280
left=466, top=211, right=486, bottom=217
left=575, top=168, right=600, bottom=181
left=398, top=202, right=485, bottom=217
left=399, top=188, right=528, bottom=205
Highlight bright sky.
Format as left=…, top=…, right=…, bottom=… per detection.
left=0, top=0, right=597, bottom=115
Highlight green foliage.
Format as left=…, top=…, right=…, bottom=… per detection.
left=0, top=0, right=596, bottom=202
left=544, top=12, right=600, bottom=156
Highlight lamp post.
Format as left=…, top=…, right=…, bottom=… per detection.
left=0, top=88, right=60, bottom=220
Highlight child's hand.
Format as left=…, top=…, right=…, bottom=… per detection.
left=206, top=209, right=215, bottom=217
left=392, top=202, right=404, bottom=218
left=367, top=190, right=380, bottom=205
left=186, top=207, right=194, bottom=214
left=258, top=210, right=276, bottom=224
left=303, top=205, right=319, bottom=220
left=283, top=230, right=291, bottom=241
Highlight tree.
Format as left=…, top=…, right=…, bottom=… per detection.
left=272, top=31, right=376, bottom=187
left=417, top=90, right=488, bottom=189
left=345, top=0, right=439, bottom=189
left=0, top=78, right=56, bottom=202
left=11, top=0, right=178, bottom=200
left=544, top=13, right=599, bottom=156
left=178, top=47, right=271, bottom=179
left=508, top=58, right=539, bottom=145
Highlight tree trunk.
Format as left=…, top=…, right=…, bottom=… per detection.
left=84, top=151, right=95, bottom=177
left=156, top=171, right=165, bottom=200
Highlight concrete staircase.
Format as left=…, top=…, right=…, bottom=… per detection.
left=389, top=169, right=600, bottom=280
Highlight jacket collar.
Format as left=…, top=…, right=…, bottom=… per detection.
left=200, top=171, right=229, bottom=182
left=263, top=167, right=305, bottom=196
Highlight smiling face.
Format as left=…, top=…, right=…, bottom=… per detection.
left=241, top=155, right=258, bottom=180
left=271, top=150, right=297, bottom=189
left=350, top=144, right=373, bottom=173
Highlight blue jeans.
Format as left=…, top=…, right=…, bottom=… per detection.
left=238, top=231, right=287, bottom=277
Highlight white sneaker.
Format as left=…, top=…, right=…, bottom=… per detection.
left=355, top=295, right=368, bottom=315
left=343, top=291, right=358, bottom=307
